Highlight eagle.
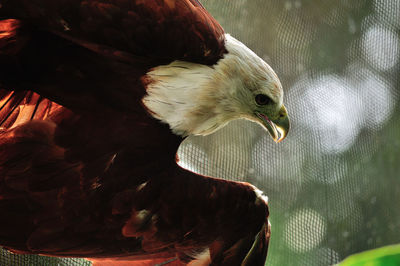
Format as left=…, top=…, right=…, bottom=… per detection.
left=0, top=0, right=289, bottom=265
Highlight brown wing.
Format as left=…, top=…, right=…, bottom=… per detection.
left=0, top=96, right=270, bottom=264
left=0, top=90, right=63, bottom=129
left=0, top=0, right=226, bottom=65
left=0, top=2, right=269, bottom=265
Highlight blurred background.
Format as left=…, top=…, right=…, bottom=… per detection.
left=2, top=0, right=400, bottom=265
left=181, top=0, right=400, bottom=265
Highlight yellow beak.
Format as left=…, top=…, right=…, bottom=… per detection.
left=256, top=105, right=290, bottom=143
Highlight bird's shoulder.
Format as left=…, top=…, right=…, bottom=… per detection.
left=0, top=0, right=227, bottom=65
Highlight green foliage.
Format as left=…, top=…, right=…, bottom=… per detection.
left=339, top=244, right=400, bottom=266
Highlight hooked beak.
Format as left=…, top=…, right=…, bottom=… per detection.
left=256, top=105, right=290, bottom=143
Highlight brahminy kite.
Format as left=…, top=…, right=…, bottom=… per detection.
left=0, top=0, right=289, bottom=265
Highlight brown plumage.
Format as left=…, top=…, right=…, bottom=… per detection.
left=0, top=1, right=271, bottom=265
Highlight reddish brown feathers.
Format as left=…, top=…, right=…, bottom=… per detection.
left=0, top=1, right=270, bottom=265
left=0, top=90, right=62, bottom=128
left=0, top=19, right=25, bottom=55
left=0, top=0, right=226, bottom=64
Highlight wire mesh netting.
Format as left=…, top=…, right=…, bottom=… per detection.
left=0, top=248, right=91, bottom=266
left=1, top=0, right=400, bottom=265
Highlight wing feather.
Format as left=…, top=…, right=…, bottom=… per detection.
left=0, top=0, right=226, bottom=65
left=0, top=90, right=62, bottom=130
left=0, top=2, right=269, bottom=264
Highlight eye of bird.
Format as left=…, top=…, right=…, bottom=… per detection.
left=255, top=94, right=272, bottom=105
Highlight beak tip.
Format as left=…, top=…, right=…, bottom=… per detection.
left=275, top=128, right=289, bottom=143
left=255, top=105, right=289, bottom=143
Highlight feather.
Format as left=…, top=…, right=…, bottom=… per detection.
left=0, top=1, right=271, bottom=265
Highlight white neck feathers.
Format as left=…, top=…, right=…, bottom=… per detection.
left=141, top=34, right=281, bottom=136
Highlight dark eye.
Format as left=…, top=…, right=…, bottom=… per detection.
left=255, top=94, right=272, bottom=105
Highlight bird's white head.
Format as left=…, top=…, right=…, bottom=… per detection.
left=142, top=34, right=289, bottom=142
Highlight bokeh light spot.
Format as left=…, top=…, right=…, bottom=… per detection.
left=362, top=25, right=399, bottom=71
